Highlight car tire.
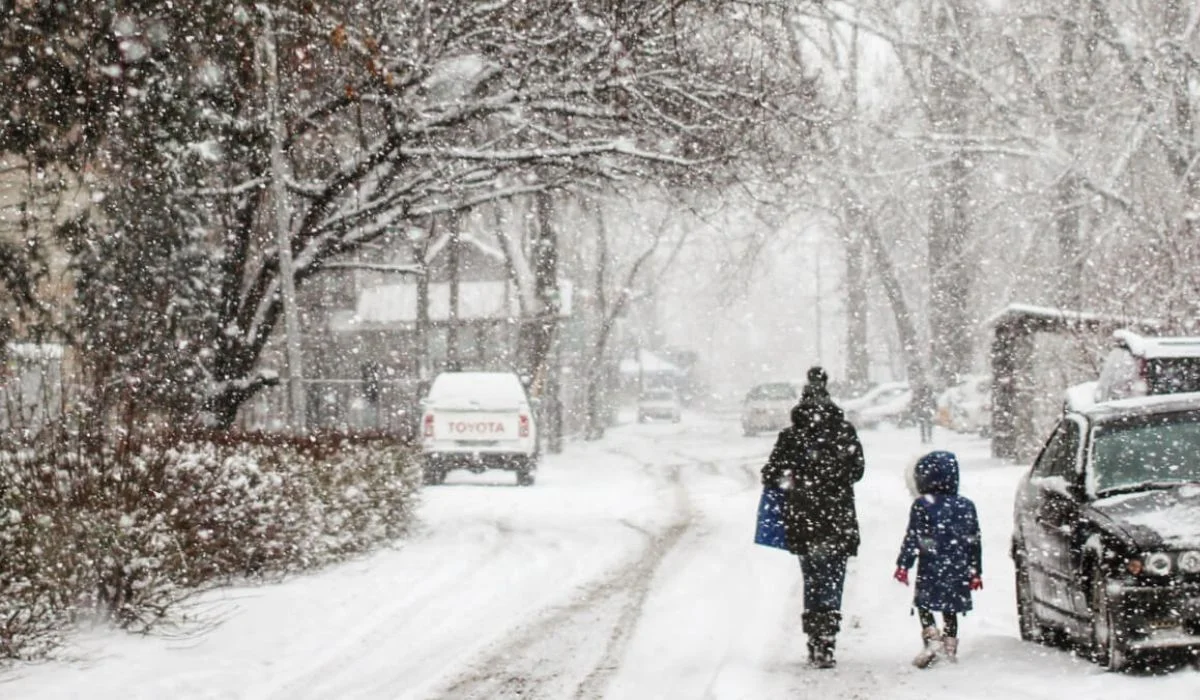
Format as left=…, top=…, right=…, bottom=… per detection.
left=422, top=465, right=446, bottom=486
left=1090, top=561, right=1129, bottom=672
left=516, top=470, right=535, bottom=486
left=1014, top=549, right=1049, bottom=644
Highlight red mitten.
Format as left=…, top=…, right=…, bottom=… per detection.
left=969, top=575, right=983, bottom=591
left=893, top=567, right=909, bottom=586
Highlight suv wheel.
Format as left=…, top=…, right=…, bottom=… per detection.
left=1090, top=562, right=1129, bottom=671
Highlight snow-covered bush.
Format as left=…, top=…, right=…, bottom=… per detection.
left=0, top=429, right=419, bottom=660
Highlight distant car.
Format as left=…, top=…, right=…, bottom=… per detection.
left=741, top=382, right=799, bottom=436
left=843, top=381, right=911, bottom=429
left=420, top=371, right=538, bottom=486
left=1011, top=393, right=1200, bottom=671
left=1094, top=329, right=1200, bottom=403
left=637, top=387, right=682, bottom=423
left=937, top=374, right=992, bottom=436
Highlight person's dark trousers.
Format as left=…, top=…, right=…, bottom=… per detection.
left=799, top=552, right=848, bottom=610
left=919, top=419, right=933, bottom=444
left=918, top=609, right=958, bottom=637
left=799, top=552, right=848, bottom=667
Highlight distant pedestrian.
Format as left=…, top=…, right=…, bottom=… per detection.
left=893, top=451, right=982, bottom=668
left=911, top=382, right=936, bottom=444
left=761, top=366, right=865, bottom=669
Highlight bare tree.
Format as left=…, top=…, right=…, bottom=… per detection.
left=2, top=1, right=793, bottom=428
left=580, top=193, right=684, bottom=439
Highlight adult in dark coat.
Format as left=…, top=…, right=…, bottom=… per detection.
left=761, top=367, right=865, bottom=668
left=911, top=381, right=937, bottom=444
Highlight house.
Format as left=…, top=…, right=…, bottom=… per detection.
left=268, top=222, right=534, bottom=434
left=323, top=228, right=524, bottom=376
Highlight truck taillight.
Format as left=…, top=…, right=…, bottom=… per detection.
left=519, top=414, right=530, bottom=438
left=423, top=414, right=435, bottom=438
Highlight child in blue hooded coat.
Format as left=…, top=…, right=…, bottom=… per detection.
left=893, top=451, right=982, bottom=667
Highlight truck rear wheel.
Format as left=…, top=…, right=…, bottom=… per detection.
left=422, top=457, right=446, bottom=486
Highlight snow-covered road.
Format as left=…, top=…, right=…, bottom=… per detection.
left=3, top=413, right=1196, bottom=698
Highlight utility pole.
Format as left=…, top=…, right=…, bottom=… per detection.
left=263, top=8, right=306, bottom=432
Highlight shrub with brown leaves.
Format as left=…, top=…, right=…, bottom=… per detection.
left=0, top=429, right=419, bottom=660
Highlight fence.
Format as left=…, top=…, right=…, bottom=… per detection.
left=237, top=378, right=420, bottom=440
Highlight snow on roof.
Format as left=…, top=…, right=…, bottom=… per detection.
left=1113, top=328, right=1200, bottom=358
left=328, top=278, right=573, bottom=332
left=986, top=303, right=1159, bottom=328
left=332, top=280, right=515, bottom=329
left=424, top=230, right=506, bottom=265
left=619, top=349, right=683, bottom=376
left=1080, top=391, right=1200, bottom=421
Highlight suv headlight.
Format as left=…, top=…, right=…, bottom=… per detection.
left=1145, top=551, right=1173, bottom=576
left=1179, top=550, right=1200, bottom=574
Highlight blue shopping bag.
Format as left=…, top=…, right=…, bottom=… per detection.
left=754, top=486, right=789, bottom=550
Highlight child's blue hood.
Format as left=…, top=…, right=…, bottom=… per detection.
left=915, top=450, right=959, bottom=495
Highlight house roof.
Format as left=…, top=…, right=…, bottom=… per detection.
left=424, top=230, right=506, bottom=265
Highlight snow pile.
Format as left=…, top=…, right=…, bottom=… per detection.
left=0, top=432, right=420, bottom=661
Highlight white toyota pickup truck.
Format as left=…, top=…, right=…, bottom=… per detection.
left=420, top=371, right=539, bottom=486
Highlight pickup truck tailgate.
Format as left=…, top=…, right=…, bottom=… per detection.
left=431, top=411, right=521, bottom=442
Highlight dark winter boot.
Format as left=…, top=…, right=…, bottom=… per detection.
left=803, top=611, right=840, bottom=669
left=913, top=625, right=942, bottom=669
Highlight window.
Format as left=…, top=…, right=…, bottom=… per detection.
left=1047, top=420, right=1080, bottom=479
left=1147, top=357, right=1200, bottom=395
left=1031, top=423, right=1067, bottom=479
left=1091, top=411, right=1200, bottom=494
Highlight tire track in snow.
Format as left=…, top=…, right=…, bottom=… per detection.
left=433, top=461, right=692, bottom=700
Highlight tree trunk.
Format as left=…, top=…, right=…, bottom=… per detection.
left=927, top=4, right=973, bottom=387
left=1055, top=9, right=1083, bottom=310
left=841, top=18, right=869, bottom=393
left=843, top=225, right=869, bottom=392
left=445, top=210, right=461, bottom=370
left=1054, top=174, right=1082, bottom=309
left=585, top=198, right=610, bottom=440
left=531, top=189, right=562, bottom=453
left=415, top=221, right=433, bottom=383
left=851, top=194, right=926, bottom=388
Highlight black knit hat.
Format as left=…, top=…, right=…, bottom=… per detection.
left=807, top=366, right=828, bottom=387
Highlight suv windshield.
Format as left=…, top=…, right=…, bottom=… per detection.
left=748, top=383, right=797, bottom=401
left=1091, top=410, right=1200, bottom=495
left=1147, top=357, right=1200, bottom=395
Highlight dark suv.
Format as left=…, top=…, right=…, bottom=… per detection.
left=1011, top=394, right=1200, bottom=670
